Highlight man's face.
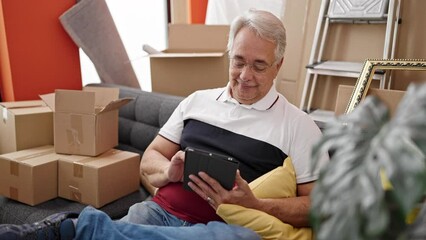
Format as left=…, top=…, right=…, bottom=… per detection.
left=228, top=27, right=282, bottom=105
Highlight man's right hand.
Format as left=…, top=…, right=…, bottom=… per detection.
left=140, top=135, right=181, bottom=188
left=166, top=150, right=185, bottom=183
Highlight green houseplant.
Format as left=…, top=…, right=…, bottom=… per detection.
left=310, top=83, right=426, bottom=240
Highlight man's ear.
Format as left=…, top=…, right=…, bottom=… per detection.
left=276, top=57, right=284, bottom=70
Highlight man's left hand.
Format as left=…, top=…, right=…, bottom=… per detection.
left=188, top=170, right=259, bottom=210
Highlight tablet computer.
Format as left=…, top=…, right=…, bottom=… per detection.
left=183, top=147, right=239, bottom=191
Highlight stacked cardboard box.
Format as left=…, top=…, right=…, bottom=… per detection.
left=0, top=100, right=53, bottom=155
left=0, top=145, right=59, bottom=206
left=40, top=87, right=133, bottom=156
left=148, top=24, right=230, bottom=97
left=0, top=87, right=141, bottom=208
left=58, top=149, right=140, bottom=208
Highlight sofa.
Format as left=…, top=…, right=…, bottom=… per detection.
left=0, top=83, right=184, bottom=224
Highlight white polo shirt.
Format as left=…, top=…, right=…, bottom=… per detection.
left=159, top=84, right=328, bottom=184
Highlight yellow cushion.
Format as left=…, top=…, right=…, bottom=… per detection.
left=380, top=169, right=419, bottom=224
left=216, top=157, right=312, bottom=240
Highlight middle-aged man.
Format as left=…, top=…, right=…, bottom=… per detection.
left=132, top=8, right=328, bottom=229
left=0, top=9, right=328, bottom=240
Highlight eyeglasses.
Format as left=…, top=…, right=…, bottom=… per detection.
left=230, top=57, right=274, bottom=74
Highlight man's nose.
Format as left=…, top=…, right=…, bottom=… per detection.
left=239, top=65, right=255, bottom=80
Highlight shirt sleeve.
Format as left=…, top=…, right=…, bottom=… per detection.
left=289, top=113, right=329, bottom=184
left=158, top=95, right=191, bottom=144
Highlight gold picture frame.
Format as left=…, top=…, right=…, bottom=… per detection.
left=345, top=59, right=426, bottom=114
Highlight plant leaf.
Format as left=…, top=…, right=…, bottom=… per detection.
left=310, top=83, right=426, bottom=240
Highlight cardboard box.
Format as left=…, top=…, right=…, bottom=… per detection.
left=40, top=87, right=133, bottom=156
left=0, top=145, right=59, bottom=206
left=0, top=100, right=53, bottom=154
left=335, top=85, right=406, bottom=116
left=149, top=24, right=230, bottom=97
left=58, top=149, right=140, bottom=208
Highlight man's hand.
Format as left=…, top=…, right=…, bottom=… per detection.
left=166, top=150, right=185, bottom=183
left=188, top=170, right=259, bottom=210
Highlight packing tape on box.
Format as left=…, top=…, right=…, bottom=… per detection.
left=9, top=187, right=18, bottom=200
left=66, top=128, right=82, bottom=148
left=66, top=114, right=83, bottom=150
left=13, top=148, right=55, bottom=162
left=73, top=156, right=98, bottom=178
left=1, top=102, right=45, bottom=123
left=68, top=184, right=82, bottom=202
left=9, top=148, right=56, bottom=176
left=6, top=102, right=45, bottom=109
left=71, top=191, right=82, bottom=202
left=10, top=162, right=19, bottom=176
left=2, top=108, right=7, bottom=122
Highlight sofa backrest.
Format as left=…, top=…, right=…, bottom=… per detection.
left=86, top=83, right=184, bottom=155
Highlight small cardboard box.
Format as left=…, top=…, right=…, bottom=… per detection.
left=0, top=145, right=59, bottom=206
left=335, top=85, right=406, bottom=116
left=0, top=100, right=53, bottom=154
left=40, top=87, right=133, bottom=156
left=57, top=149, right=140, bottom=208
left=149, top=24, right=230, bottom=97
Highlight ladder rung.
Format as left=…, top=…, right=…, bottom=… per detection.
left=328, top=18, right=388, bottom=24
left=306, top=61, right=385, bottom=80
left=307, top=61, right=364, bottom=72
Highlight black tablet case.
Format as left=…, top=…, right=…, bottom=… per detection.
left=183, top=147, right=239, bottom=191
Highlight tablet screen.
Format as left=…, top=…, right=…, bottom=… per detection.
left=183, top=147, right=239, bottom=191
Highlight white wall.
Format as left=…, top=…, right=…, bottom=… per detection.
left=80, top=0, right=168, bottom=91
left=205, top=0, right=286, bottom=24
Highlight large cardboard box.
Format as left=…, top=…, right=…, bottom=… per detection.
left=0, top=145, right=59, bottom=206
left=58, top=149, right=140, bottom=208
left=0, top=100, right=53, bottom=154
left=335, top=85, right=406, bottom=116
left=40, top=87, right=133, bottom=156
left=149, top=24, right=230, bottom=97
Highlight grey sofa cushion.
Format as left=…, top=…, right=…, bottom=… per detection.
left=114, top=83, right=183, bottom=155
left=0, top=83, right=183, bottom=224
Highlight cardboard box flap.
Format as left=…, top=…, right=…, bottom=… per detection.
left=83, top=87, right=119, bottom=107
left=150, top=52, right=226, bottom=58
left=39, top=93, right=56, bottom=111
left=0, top=100, right=46, bottom=109
left=99, top=97, right=133, bottom=113
left=55, top=90, right=95, bottom=114
left=168, top=24, right=229, bottom=52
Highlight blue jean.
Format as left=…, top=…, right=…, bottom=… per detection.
left=75, top=206, right=261, bottom=240
left=120, top=201, right=193, bottom=226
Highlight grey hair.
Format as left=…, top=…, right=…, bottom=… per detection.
left=227, top=9, right=287, bottom=63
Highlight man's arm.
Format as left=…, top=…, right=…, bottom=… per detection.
left=140, top=135, right=181, bottom=188
left=189, top=171, right=314, bottom=228
left=252, top=182, right=313, bottom=227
